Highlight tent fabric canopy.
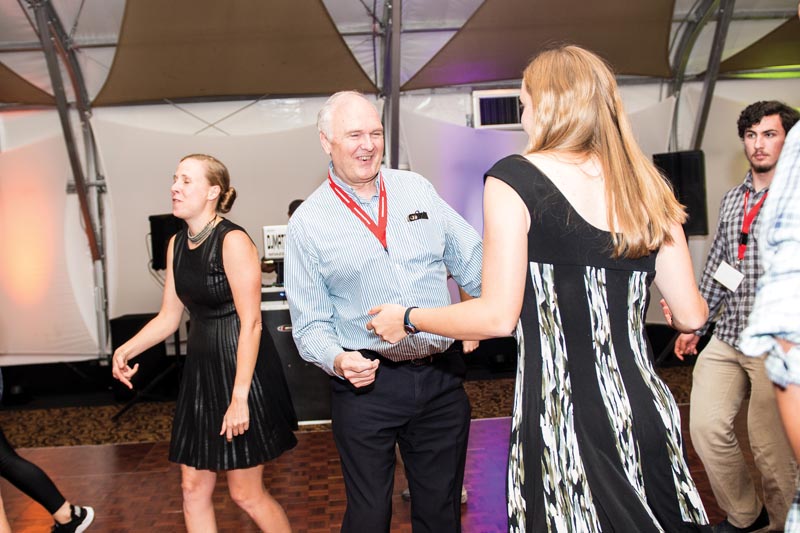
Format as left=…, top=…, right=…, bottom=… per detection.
left=0, top=62, right=55, bottom=106
left=0, top=1, right=797, bottom=107
left=402, top=0, right=676, bottom=91
left=92, top=0, right=377, bottom=106
left=720, top=17, right=800, bottom=74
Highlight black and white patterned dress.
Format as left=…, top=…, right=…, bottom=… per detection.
left=487, top=156, right=710, bottom=532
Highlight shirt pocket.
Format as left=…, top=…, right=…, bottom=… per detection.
left=398, top=217, right=445, bottom=263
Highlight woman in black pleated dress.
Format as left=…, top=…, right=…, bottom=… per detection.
left=368, top=46, right=712, bottom=531
left=112, top=154, right=296, bottom=532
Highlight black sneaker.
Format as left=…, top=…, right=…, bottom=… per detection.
left=712, top=506, right=769, bottom=533
left=52, top=504, right=95, bottom=533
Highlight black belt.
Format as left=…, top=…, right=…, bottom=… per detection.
left=356, top=343, right=459, bottom=367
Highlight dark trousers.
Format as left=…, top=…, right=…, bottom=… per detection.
left=331, top=349, right=471, bottom=533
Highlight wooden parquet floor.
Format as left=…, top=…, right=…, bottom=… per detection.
left=0, top=404, right=754, bottom=532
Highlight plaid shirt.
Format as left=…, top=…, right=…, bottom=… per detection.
left=696, top=171, right=767, bottom=348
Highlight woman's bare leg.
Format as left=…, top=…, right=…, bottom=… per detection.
left=227, top=464, right=290, bottom=532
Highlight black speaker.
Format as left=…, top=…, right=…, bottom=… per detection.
left=149, top=214, right=184, bottom=270
left=653, top=150, right=708, bottom=236
left=262, top=309, right=331, bottom=421
left=110, top=313, right=171, bottom=401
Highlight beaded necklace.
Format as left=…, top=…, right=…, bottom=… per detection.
left=187, top=215, right=218, bottom=245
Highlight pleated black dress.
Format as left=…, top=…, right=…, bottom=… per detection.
left=487, top=156, right=710, bottom=532
left=169, top=219, right=297, bottom=471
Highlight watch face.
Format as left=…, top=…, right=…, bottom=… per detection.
left=404, top=324, right=417, bottom=335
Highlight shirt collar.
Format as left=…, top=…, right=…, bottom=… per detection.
left=328, top=162, right=383, bottom=201
left=743, top=170, right=755, bottom=191
left=743, top=170, right=768, bottom=195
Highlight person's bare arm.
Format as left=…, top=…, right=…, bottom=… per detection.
left=112, top=235, right=185, bottom=389
left=368, top=177, right=527, bottom=341
left=457, top=287, right=480, bottom=353
left=219, top=230, right=262, bottom=441
left=654, top=223, right=708, bottom=333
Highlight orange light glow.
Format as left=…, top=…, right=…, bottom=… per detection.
left=0, top=175, right=56, bottom=306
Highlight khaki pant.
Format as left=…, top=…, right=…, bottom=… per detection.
left=690, top=336, right=797, bottom=530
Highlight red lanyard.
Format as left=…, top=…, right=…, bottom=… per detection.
left=738, top=189, right=767, bottom=262
left=328, top=171, right=388, bottom=251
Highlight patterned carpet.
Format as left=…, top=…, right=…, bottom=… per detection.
left=0, top=366, right=692, bottom=449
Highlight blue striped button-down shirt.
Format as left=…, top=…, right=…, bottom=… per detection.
left=740, top=123, right=800, bottom=388
left=740, top=122, right=800, bottom=533
left=285, top=166, right=483, bottom=376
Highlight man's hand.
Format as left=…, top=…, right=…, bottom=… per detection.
left=366, top=304, right=407, bottom=343
left=334, top=351, right=380, bottom=388
left=674, top=333, right=701, bottom=361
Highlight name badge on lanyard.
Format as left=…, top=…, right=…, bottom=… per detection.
left=713, top=188, right=767, bottom=292
left=713, top=261, right=744, bottom=291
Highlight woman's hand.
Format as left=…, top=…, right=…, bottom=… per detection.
left=111, top=348, right=139, bottom=390
left=366, top=304, right=407, bottom=343
left=220, top=394, right=250, bottom=442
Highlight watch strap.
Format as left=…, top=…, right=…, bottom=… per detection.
left=404, top=306, right=419, bottom=334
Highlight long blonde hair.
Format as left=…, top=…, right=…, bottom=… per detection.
left=522, top=45, right=685, bottom=258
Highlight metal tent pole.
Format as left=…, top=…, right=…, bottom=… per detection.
left=381, top=0, right=401, bottom=169
left=28, top=0, right=109, bottom=360
left=692, top=0, right=737, bottom=150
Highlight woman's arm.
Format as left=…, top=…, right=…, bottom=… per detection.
left=220, top=230, right=263, bottom=441
left=112, top=234, right=185, bottom=389
left=653, top=222, right=708, bottom=333
left=457, top=287, right=479, bottom=353
left=368, top=177, right=528, bottom=341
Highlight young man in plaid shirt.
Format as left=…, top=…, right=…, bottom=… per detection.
left=675, top=101, right=800, bottom=533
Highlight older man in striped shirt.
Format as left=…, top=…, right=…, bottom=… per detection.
left=285, top=91, right=482, bottom=533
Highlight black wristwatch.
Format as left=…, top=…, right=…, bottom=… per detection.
left=403, top=306, right=419, bottom=335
